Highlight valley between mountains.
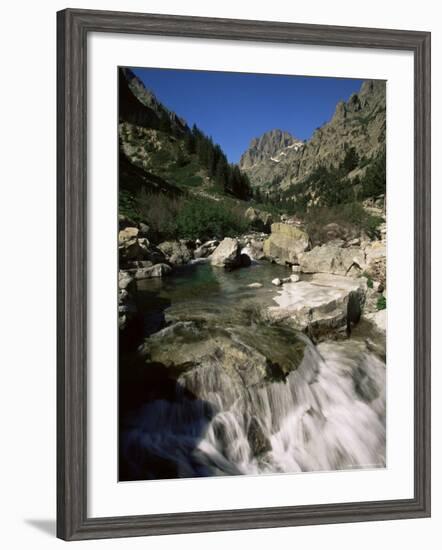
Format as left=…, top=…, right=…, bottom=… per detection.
left=118, top=68, right=387, bottom=481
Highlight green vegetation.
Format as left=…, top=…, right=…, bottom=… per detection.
left=176, top=199, right=249, bottom=240
left=123, top=188, right=250, bottom=242
left=185, top=125, right=251, bottom=199
left=357, top=149, right=386, bottom=200
left=119, top=189, right=142, bottom=222
left=363, top=273, right=374, bottom=288
left=304, top=202, right=383, bottom=244
left=376, top=295, right=387, bottom=311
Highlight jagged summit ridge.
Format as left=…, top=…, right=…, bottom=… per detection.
left=240, top=129, right=304, bottom=170
left=239, top=79, right=386, bottom=194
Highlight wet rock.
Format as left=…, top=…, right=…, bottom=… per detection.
left=211, top=238, right=240, bottom=268
left=132, top=263, right=172, bottom=279
left=247, top=417, right=271, bottom=456
left=238, top=253, right=252, bottom=267
left=263, top=223, right=310, bottom=265
left=248, top=282, right=263, bottom=289
left=141, top=322, right=271, bottom=391
left=272, top=278, right=282, bottom=286
left=140, top=322, right=305, bottom=404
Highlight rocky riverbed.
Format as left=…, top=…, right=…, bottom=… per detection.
left=119, top=214, right=386, bottom=339
left=118, top=214, right=387, bottom=481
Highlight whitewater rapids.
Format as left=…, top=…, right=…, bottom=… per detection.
left=121, top=334, right=386, bottom=479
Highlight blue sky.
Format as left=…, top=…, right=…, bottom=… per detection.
left=132, top=67, right=364, bottom=164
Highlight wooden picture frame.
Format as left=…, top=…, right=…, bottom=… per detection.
left=57, top=8, right=431, bottom=541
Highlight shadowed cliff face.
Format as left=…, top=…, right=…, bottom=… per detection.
left=239, top=80, right=386, bottom=194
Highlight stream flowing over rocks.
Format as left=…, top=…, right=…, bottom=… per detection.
left=119, top=216, right=386, bottom=480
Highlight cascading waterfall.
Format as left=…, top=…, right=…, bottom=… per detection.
left=121, top=331, right=386, bottom=480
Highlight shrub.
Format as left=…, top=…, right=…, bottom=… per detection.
left=136, top=189, right=181, bottom=241
left=304, top=202, right=382, bottom=244
left=376, top=296, right=387, bottom=310
left=176, top=199, right=249, bottom=240
left=119, top=189, right=141, bottom=222
left=129, top=189, right=251, bottom=242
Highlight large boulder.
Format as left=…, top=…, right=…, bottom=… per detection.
left=157, top=240, right=193, bottom=265
left=298, top=244, right=365, bottom=277
left=140, top=322, right=303, bottom=400
left=268, top=273, right=367, bottom=340
left=131, top=263, right=172, bottom=280
left=210, top=238, right=242, bottom=268
left=119, top=226, right=139, bottom=244
left=118, top=227, right=153, bottom=263
left=263, top=223, right=310, bottom=265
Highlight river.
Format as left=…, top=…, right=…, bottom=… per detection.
left=119, top=260, right=386, bottom=481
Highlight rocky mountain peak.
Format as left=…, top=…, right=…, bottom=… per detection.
left=239, top=79, right=386, bottom=195
left=240, top=129, right=304, bottom=170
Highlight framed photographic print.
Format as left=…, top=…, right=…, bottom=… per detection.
left=57, top=8, right=431, bottom=541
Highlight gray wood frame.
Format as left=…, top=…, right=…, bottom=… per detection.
left=57, top=8, right=431, bottom=541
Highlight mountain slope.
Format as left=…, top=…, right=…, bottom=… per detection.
left=119, top=68, right=251, bottom=200
left=239, top=80, right=386, bottom=201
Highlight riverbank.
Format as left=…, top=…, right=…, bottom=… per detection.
left=118, top=218, right=387, bottom=480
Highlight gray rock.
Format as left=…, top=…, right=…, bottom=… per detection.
left=132, top=263, right=172, bottom=279
left=364, top=309, right=387, bottom=333
left=364, top=241, right=386, bottom=287
left=268, top=273, right=367, bottom=339
left=194, top=239, right=219, bottom=259
left=298, top=244, right=365, bottom=277
left=157, top=240, right=192, bottom=265
left=118, top=270, right=135, bottom=291
left=272, top=278, right=282, bottom=286
left=263, top=223, right=310, bottom=265
left=241, top=239, right=265, bottom=261
left=138, top=222, right=150, bottom=238
left=210, top=238, right=241, bottom=267
left=245, top=207, right=273, bottom=232
left=247, top=417, right=271, bottom=456
left=118, top=226, right=139, bottom=245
